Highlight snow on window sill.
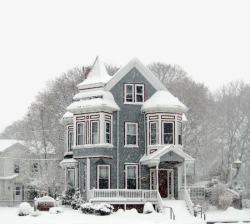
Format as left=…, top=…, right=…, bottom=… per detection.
left=124, top=145, right=139, bottom=148
left=124, top=102, right=143, bottom=105
left=73, top=144, right=114, bottom=149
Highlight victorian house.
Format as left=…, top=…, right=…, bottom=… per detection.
left=60, top=56, right=195, bottom=212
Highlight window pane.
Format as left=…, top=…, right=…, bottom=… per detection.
left=99, top=166, right=109, bottom=179
left=126, top=93, right=133, bottom=102
left=127, top=124, right=136, bottom=135
left=69, top=132, right=74, bottom=151
left=136, top=86, right=143, bottom=94
left=150, top=123, right=157, bottom=145
left=127, top=135, right=136, bottom=145
left=68, top=170, right=74, bottom=187
left=92, top=122, right=98, bottom=144
left=126, top=85, right=133, bottom=93
left=77, top=123, right=84, bottom=145
left=136, top=95, right=143, bottom=102
left=14, top=165, right=19, bottom=173
left=177, top=123, right=182, bottom=145
left=164, top=123, right=173, bottom=133
left=127, top=166, right=137, bottom=189
left=105, top=122, right=111, bottom=143
left=164, top=134, right=173, bottom=144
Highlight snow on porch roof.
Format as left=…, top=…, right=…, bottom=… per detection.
left=140, top=145, right=194, bottom=165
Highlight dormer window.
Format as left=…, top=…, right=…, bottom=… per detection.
left=124, top=84, right=144, bottom=103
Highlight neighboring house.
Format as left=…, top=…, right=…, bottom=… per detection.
left=60, top=57, right=195, bottom=211
left=0, top=140, right=61, bottom=206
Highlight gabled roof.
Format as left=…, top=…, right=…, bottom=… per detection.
left=140, top=145, right=194, bottom=165
left=77, top=56, right=112, bottom=89
left=0, top=140, right=21, bottom=152
left=105, top=57, right=167, bottom=91
left=141, top=90, right=187, bottom=113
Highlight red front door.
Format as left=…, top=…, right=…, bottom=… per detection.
left=158, top=170, right=168, bottom=198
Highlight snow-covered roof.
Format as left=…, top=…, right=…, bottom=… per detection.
left=60, top=111, right=73, bottom=125
left=105, top=57, right=167, bottom=91
left=22, top=141, right=56, bottom=154
left=141, top=90, right=187, bottom=113
left=0, top=174, right=19, bottom=180
left=77, top=56, right=112, bottom=88
left=59, top=158, right=78, bottom=169
left=37, top=196, right=56, bottom=202
left=0, top=140, right=21, bottom=152
left=140, top=145, right=194, bottom=166
left=67, top=90, right=120, bottom=114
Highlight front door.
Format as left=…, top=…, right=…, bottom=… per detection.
left=158, top=169, right=174, bottom=199
left=14, top=183, right=23, bottom=202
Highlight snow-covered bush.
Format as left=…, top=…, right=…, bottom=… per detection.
left=81, top=203, right=95, bottom=214
left=218, top=192, right=233, bottom=210
left=80, top=203, right=113, bottom=215
left=210, top=183, right=233, bottom=210
left=242, top=199, right=250, bottom=209
left=49, top=207, right=64, bottom=214
left=143, top=202, right=154, bottom=214
left=61, top=187, right=75, bottom=205
left=71, top=189, right=84, bottom=210
left=30, top=210, right=41, bottom=217
left=18, top=202, right=32, bottom=216
left=193, top=199, right=210, bottom=211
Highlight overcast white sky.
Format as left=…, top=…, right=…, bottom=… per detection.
left=0, top=0, right=249, bottom=132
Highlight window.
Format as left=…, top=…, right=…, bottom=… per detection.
left=14, top=165, right=19, bottom=173
left=163, top=123, right=173, bottom=144
left=32, top=163, right=39, bottom=173
left=105, top=122, right=111, bottom=144
left=125, top=123, right=138, bottom=146
left=177, top=122, right=182, bottom=145
left=150, top=122, right=158, bottom=145
left=77, top=123, right=84, bottom=145
left=125, top=165, right=138, bottom=189
left=124, top=84, right=144, bottom=103
left=91, top=121, right=99, bottom=144
left=67, top=169, right=75, bottom=188
left=15, top=186, right=21, bottom=195
left=69, top=131, right=74, bottom=151
left=98, top=165, right=110, bottom=189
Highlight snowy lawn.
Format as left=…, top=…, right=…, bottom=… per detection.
left=0, top=205, right=249, bottom=224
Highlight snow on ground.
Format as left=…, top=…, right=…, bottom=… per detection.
left=0, top=205, right=249, bottom=224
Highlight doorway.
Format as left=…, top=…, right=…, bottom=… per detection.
left=150, top=169, right=174, bottom=199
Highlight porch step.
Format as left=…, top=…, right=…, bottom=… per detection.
left=162, top=199, right=194, bottom=220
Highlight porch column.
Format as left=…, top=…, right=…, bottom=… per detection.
left=86, top=158, right=90, bottom=200
left=156, top=164, right=159, bottom=191
left=184, top=161, right=187, bottom=190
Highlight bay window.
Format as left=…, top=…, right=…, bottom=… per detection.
left=67, top=169, right=75, bottom=188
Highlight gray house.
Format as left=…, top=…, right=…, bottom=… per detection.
left=60, top=56, right=195, bottom=212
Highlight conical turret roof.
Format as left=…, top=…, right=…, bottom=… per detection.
left=77, top=56, right=111, bottom=88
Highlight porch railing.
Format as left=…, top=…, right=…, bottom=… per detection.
left=88, top=189, right=158, bottom=201
left=181, top=188, right=194, bottom=215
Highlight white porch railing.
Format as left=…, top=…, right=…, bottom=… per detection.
left=88, top=189, right=158, bottom=202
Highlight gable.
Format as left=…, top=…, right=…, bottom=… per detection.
left=105, top=57, right=167, bottom=91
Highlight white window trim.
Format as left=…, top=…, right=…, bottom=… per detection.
left=125, top=122, right=139, bottom=147
left=97, top=165, right=110, bottom=189
left=149, top=122, right=158, bottom=145
left=77, top=122, right=84, bottom=146
left=162, top=122, right=174, bottom=145
left=124, top=84, right=144, bottom=104
left=125, top=164, right=139, bottom=189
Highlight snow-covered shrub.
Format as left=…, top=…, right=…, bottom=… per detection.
left=61, top=187, right=75, bottom=205
left=71, top=189, right=84, bottom=210
left=242, top=199, right=250, bottom=209
left=210, top=183, right=227, bottom=207
left=143, top=202, right=154, bottom=214
left=193, top=199, right=210, bottom=211
left=81, top=203, right=95, bottom=214
left=80, top=203, right=113, bottom=215
left=49, top=207, right=64, bottom=214
left=18, top=202, right=32, bottom=216
left=218, top=192, right=233, bottom=210
left=94, top=203, right=113, bottom=216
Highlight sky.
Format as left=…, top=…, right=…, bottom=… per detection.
left=0, top=0, right=249, bottom=132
